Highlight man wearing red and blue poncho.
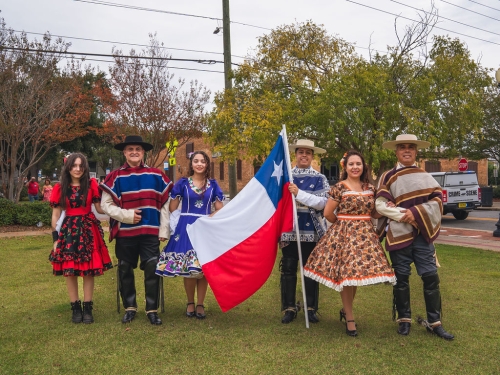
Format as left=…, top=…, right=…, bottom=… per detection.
left=100, top=135, right=172, bottom=325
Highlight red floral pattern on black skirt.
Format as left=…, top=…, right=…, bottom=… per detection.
left=49, top=185, right=112, bottom=276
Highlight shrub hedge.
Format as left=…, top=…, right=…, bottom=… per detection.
left=0, top=199, right=52, bottom=226
left=15, top=201, right=52, bottom=226
left=494, top=186, right=500, bottom=199
left=0, top=198, right=17, bottom=226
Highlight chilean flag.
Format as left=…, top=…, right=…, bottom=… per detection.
left=186, top=129, right=294, bottom=312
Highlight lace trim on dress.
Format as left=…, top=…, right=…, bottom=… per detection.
left=304, top=268, right=397, bottom=292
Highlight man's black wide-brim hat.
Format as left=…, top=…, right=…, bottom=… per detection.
left=114, top=135, right=154, bottom=151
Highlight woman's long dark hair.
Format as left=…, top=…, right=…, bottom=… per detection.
left=340, top=150, right=369, bottom=183
left=59, top=153, right=90, bottom=209
left=188, top=151, right=211, bottom=193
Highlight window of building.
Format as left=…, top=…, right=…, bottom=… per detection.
left=210, top=162, right=214, bottom=179
left=254, top=165, right=261, bottom=175
left=186, top=142, right=194, bottom=158
left=219, top=161, right=224, bottom=180
left=468, top=161, right=478, bottom=173
left=321, top=162, right=339, bottom=185
left=425, top=160, right=441, bottom=172
left=88, top=161, right=97, bottom=173
left=237, top=159, right=242, bottom=180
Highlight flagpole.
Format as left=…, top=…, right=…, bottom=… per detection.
left=281, top=124, right=310, bottom=329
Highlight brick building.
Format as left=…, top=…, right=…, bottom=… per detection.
left=155, top=138, right=488, bottom=192
left=420, top=157, right=488, bottom=185
left=156, top=137, right=255, bottom=192
left=155, top=137, right=328, bottom=193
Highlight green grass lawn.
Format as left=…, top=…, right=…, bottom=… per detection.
left=1, top=235, right=499, bottom=374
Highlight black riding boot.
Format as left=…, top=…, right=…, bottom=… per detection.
left=304, top=276, right=320, bottom=323
left=144, top=257, right=162, bottom=325
left=82, top=301, right=94, bottom=324
left=422, top=273, right=454, bottom=340
left=70, top=300, right=82, bottom=323
left=280, top=257, right=298, bottom=324
left=118, top=259, right=137, bottom=323
left=393, top=273, right=411, bottom=335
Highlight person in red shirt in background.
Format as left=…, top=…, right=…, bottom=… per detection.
left=25, top=177, right=40, bottom=202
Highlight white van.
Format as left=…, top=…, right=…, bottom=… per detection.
left=430, top=171, right=481, bottom=220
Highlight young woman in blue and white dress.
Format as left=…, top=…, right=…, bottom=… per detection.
left=156, top=151, right=224, bottom=319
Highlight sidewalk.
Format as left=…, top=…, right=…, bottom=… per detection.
left=436, top=226, right=500, bottom=252
left=0, top=226, right=109, bottom=239
left=476, top=201, right=500, bottom=211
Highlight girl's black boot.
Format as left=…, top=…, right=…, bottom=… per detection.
left=82, top=301, right=94, bottom=324
left=71, top=300, right=83, bottom=323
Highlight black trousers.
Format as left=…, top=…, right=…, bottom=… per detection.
left=389, top=235, right=442, bottom=324
left=115, top=235, right=161, bottom=311
left=280, top=241, right=319, bottom=311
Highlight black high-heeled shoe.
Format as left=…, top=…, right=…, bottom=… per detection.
left=196, top=304, right=206, bottom=320
left=339, top=309, right=346, bottom=322
left=346, top=320, right=358, bottom=337
left=186, top=302, right=195, bottom=318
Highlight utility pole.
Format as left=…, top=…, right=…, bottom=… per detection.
left=222, top=0, right=237, bottom=199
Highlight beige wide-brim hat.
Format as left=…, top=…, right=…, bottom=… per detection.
left=382, top=134, right=430, bottom=150
left=289, top=139, right=326, bottom=154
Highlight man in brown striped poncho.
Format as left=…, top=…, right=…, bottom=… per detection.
left=375, top=134, right=454, bottom=341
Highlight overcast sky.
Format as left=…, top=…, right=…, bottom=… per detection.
left=2, top=0, right=500, bottom=100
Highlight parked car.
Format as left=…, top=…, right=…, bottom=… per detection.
left=430, top=171, right=481, bottom=220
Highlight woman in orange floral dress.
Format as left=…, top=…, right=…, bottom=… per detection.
left=304, top=150, right=396, bottom=337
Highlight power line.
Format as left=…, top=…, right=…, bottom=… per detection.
left=8, top=47, right=225, bottom=74
left=73, top=0, right=390, bottom=57
left=74, top=0, right=219, bottom=20
left=71, top=57, right=224, bottom=73
left=72, top=0, right=271, bottom=30
left=10, top=28, right=386, bottom=63
left=346, top=0, right=500, bottom=46
left=440, top=0, right=500, bottom=22
left=390, top=0, right=500, bottom=37
left=1, top=46, right=222, bottom=64
left=11, top=0, right=397, bottom=65
left=1, top=46, right=244, bottom=66
left=11, top=29, right=249, bottom=60
left=467, top=0, right=500, bottom=13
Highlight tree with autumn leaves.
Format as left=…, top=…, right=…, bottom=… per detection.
left=207, top=15, right=493, bottom=182
left=0, top=21, right=211, bottom=202
left=107, top=35, right=211, bottom=167
left=0, top=20, right=115, bottom=202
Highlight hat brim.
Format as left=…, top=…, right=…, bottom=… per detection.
left=382, top=140, right=430, bottom=150
left=114, top=142, right=153, bottom=152
left=289, top=144, right=326, bottom=154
